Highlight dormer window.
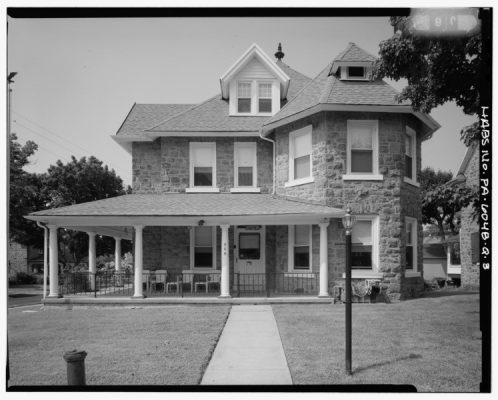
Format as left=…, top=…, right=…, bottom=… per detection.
left=237, top=82, right=252, bottom=113
left=347, top=66, right=366, bottom=79
left=258, top=83, right=272, bottom=113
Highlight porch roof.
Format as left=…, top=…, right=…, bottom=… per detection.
left=26, top=193, right=345, bottom=229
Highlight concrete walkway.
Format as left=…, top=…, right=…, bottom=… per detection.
left=201, top=304, right=292, bottom=385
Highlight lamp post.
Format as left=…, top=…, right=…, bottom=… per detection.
left=342, top=206, right=356, bottom=375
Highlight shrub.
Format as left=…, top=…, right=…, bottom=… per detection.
left=14, top=272, right=38, bottom=284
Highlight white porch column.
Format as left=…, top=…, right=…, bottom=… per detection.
left=133, top=225, right=144, bottom=298
left=114, top=237, right=122, bottom=273
left=219, top=224, right=231, bottom=298
left=318, top=221, right=330, bottom=297
left=47, top=225, right=60, bottom=298
left=88, top=232, right=97, bottom=291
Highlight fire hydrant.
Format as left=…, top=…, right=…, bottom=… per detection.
left=63, top=350, right=87, bottom=385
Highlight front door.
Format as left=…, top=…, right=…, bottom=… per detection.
left=234, top=225, right=265, bottom=293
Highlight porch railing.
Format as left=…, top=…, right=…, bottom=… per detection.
left=58, top=271, right=320, bottom=298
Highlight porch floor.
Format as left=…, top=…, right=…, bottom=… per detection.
left=42, top=295, right=335, bottom=307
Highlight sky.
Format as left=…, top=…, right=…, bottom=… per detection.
left=7, top=15, right=476, bottom=187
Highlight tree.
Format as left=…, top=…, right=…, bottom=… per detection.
left=9, top=133, right=45, bottom=248
left=40, top=156, right=131, bottom=267
left=374, top=16, right=482, bottom=145
left=420, top=167, right=476, bottom=240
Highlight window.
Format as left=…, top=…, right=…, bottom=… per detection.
left=239, top=233, right=260, bottom=260
left=258, top=83, right=272, bottom=113
left=288, top=225, right=312, bottom=271
left=405, top=217, right=418, bottom=274
left=352, top=221, right=373, bottom=269
left=191, top=226, right=216, bottom=269
left=234, top=142, right=257, bottom=189
left=188, top=143, right=218, bottom=192
left=286, top=125, right=313, bottom=186
left=470, top=232, right=479, bottom=264
left=237, top=82, right=252, bottom=113
left=404, top=127, right=417, bottom=185
left=344, top=120, right=381, bottom=180
left=449, top=242, right=461, bottom=265
left=348, top=66, right=366, bottom=79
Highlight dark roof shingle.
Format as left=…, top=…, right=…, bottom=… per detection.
left=29, top=194, right=343, bottom=217
left=146, top=95, right=270, bottom=132
left=333, top=42, right=377, bottom=63
left=116, top=104, right=194, bottom=136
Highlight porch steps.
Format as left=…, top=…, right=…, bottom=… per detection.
left=201, top=305, right=293, bottom=385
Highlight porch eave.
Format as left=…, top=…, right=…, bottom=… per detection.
left=25, top=212, right=344, bottom=228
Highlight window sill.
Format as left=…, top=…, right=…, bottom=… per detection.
left=229, top=112, right=275, bottom=117
left=405, top=271, right=421, bottom=278
left=284, top=176, right=314, bottom=187
left=404, top=177, right=420, bottom=187
left=230, top=187, right=261, bottom=193
left=186, top=187, right=220, bottom=193
left=342, top=174, right=384, bottom=181
left=342, top=271, right=383, bottom=279
left=285, top=272, right=315, bottom=277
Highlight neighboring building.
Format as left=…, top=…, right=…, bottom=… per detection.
left=423, top=234, right=461, bottom=284
left=451, top=143, right=479, bottom=289
left=27, top=42, right=440, bottom=301
left=8, top=240, right=28, bottom=280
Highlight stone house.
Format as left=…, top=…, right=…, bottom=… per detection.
left=27, top=42, right=440, bottom=302
left=451, top=142, right=479, bottom=289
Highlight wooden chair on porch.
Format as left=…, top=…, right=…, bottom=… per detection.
left=151, top=270, right=167, bottom=292
left=194, top=272, right=221, bottom=293
left=142, top=269, right=152, bottom=294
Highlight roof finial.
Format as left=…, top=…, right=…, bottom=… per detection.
left=275, top=43, right=284, bottom=61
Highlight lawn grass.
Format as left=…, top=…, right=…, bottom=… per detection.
left=273, top=293, right=481, bottom=392
left=8, top=305, right=230, bottom=386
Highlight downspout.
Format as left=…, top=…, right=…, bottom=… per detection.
left=36, top=221, right=48, bottom=299
left=259, top=129, right=276, bottom=195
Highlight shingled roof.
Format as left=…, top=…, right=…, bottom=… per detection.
left=333, top=42, right=377, bottom=63
left=116, top=104, right=194, bottom=136
left=146, top=62, right=311, bottom=133
left=28, top=193, right=343, bottom=218
left=264, top=43, right=409, bottom=128
left=146, top=95, right=269, bottom=133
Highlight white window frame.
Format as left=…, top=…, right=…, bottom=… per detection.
left=236, top=81, right=252, bottom=114
left=186, top=142, right=219, bottom=193
left=404, top=126, right=419, bottom=187
left=343, top=120, right=383, bottom=181
left=405, top=217, right=419, bottom=277
left=347, top=66, right=366, bottom=79
left=257, top=82, right=273, bottom=114
left=232, top=79, right=277, bottom=116
left=343, top=215, right=382, bottom=279
left=189, top=226, right=217, bottom=270
left=231, top=142, right=260, bottom=193
left=288, top=225, right=312, bottom=273
left=285, top=125, right=314, bottom=187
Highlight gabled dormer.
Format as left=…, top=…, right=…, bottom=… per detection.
left=329, top=42, right=377, bottom=81
left=220, top=43, right=290, bottom=116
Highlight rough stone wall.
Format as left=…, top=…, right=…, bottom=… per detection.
left=133, top=137, right=273, bottom=194
left=460, top=146, right=480, bottom=289
left=273, top=111, right=424, bottom=301
left=160, top=226, right=190, bottom=275
left=142, top=227, right=162, bottom=270
left=132, top=141, right=162, bottom=193
left=8, top=240, right=28, bottom=279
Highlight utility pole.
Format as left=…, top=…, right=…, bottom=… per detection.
left=7, top=72, right=17, bottom=136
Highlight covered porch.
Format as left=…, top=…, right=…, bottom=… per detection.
left=26, top=193, right=345, bottom=300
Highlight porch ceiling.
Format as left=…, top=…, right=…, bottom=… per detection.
left=26, top=193, right=345, bottom=227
